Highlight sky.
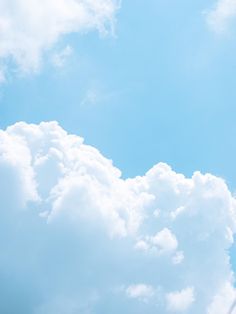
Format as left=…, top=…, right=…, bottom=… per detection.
left=1, top=0, right=236, bottom=313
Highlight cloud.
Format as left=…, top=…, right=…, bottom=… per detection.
left=166, top=287, right=195, bottom=312
left=135, top=228, right=179, bottom=258
left=150, top=228, right=178, bottom=253
left=206, top=0, right=236, bottom=33
left=126, top=284, right=155, bottom=302
left=207, top=282, right=236, bottom=314
left=0, top=121, right=236, bottom=313
left=172, top=251, right=184, bottom=265
left=0, top=0, right=120, bottom=79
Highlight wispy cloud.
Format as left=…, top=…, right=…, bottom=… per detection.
left=51, top=45, right=73, bottom=68
left=206, top=0, right=236, bottom=33
left=0, top=0, right=120, bottom=80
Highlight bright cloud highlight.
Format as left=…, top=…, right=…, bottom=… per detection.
left=0, top=121, right=236, bottom=313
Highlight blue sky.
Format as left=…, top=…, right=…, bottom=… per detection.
left=1, top=0, right=236, bottom=313
left=2, top=0, right=236, bottom=184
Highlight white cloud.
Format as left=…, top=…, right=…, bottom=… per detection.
left=135, top=228, right=178, bottom=256
left=206, top=0, right=236, bottom=33
left=0, top=0, right=120, bottom=77
left=166, top=287, right=195, bottom=312
left=207, top=282, right=236, bottom=314
left=151, top=228, right=178, bottom=253
left=126, top=284, right=155, bottom=302
left=6, top=121, right=151, bottom=238
left=0, top=121, right=236, bottom=313
left=134, top=239, right=150, bottom=251
left=0, top=127, right=39, bottom=208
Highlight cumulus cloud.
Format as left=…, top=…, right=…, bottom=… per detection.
left=166, top=287, right=195, bottom=312
left=206, top=0, right=236, bottom=33
left=0, top=0, right=120, bottom=79
left=135, top=228, right=179, bottom=259
left=0, top=121, right=236, bottom=313
left=207, top=282, right=236, bottom=314
left=151, top=228, right=178, bottom=253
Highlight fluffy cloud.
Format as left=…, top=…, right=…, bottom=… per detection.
left=206, top=0, right=236, bottom=33
left=0, top=0, right=120, bottom=79
left=134, top=228, right=181, bottom=265
left=0, top=121, right=236, bottom=313
left=207, top=282, right=236, bottom=314
left=166, top=287, right=195, bottom=312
